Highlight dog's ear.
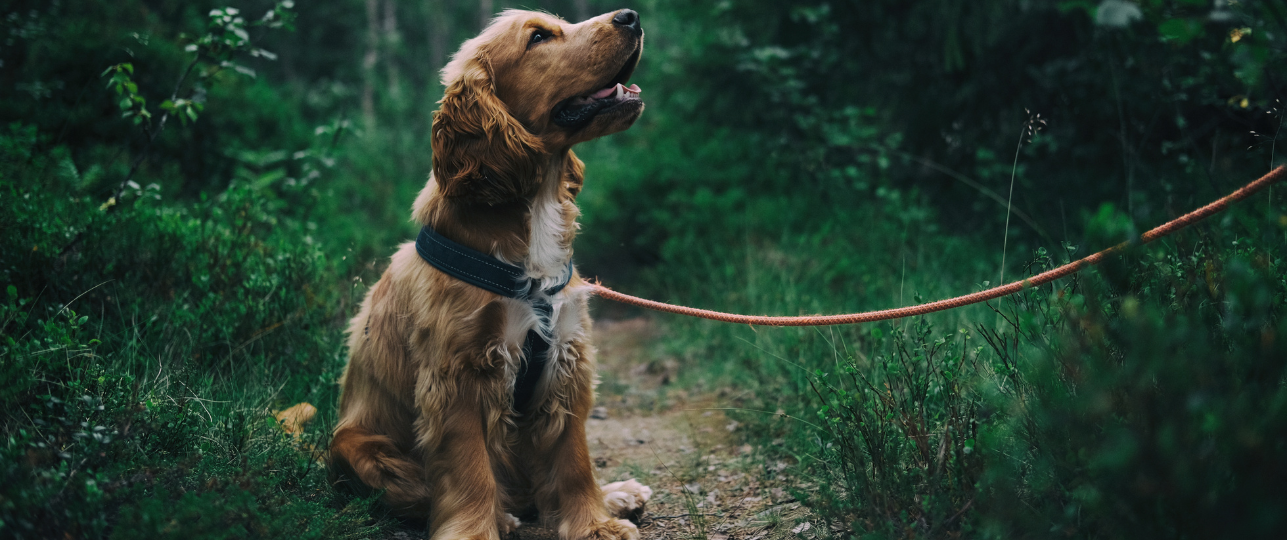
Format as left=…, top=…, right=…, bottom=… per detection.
left=432, top=55, right=544, bottom=205
left=562, top=150, right=585, bottom=199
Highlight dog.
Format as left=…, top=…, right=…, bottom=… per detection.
left=327, top=8, right=651, bottom=540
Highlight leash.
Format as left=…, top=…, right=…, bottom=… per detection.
left=589, top=166, right=1286, bottom=327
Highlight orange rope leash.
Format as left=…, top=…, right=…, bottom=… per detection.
left=589, top=166, right=1286, bottom=327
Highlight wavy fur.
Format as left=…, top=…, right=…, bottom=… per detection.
left=328, top=9, right=649, bottom=540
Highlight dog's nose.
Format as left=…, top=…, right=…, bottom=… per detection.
left=612, top=9, right=641, bottom=35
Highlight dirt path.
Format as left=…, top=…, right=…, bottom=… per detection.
left=519, top=318, right=811, bottom=540
left=382, top=318, right=811, bottom=540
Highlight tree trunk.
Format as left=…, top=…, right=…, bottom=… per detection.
left=479, top=0, right=494, bottom=30
left=382, top=0, right=401, bottom=103
left=362, top=0, right=379, bottom=130
left=427, top=0, right=448, bottom=82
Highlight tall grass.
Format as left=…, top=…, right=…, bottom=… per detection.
left=624, top=169, right=1287, bottom=537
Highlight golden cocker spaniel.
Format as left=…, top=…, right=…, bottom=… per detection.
left=327, top=8, right=651, bottom=540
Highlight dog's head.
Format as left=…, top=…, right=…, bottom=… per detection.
left=432, top=9, right=644, bottom=205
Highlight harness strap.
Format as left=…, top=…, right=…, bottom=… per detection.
left=414, top=226, right=573, bottom=415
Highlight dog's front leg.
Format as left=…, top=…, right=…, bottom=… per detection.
left=523, top=341, right=639, bottom=540
left=529, top=416, right=638, bottom=540
left=421, top=375, right=510, bottom=540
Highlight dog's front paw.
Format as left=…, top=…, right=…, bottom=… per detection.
left=498, top=512, right=521, bottom=537
left=564, top=518, right=639, bottom=540
left=601, top=479, right=652, bottom=523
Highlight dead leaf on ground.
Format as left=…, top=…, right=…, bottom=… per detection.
left=273, top=402, right=316, bottom=437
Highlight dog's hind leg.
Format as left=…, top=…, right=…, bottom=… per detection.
left=329, top=425, right=433, bottom=517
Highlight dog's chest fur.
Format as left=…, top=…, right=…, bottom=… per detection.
left=495, top=160, right=588, bottom=408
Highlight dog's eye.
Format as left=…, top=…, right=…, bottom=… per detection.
left=528, top=29, right=549, bottom=47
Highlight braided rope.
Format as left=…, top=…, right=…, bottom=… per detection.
left=589, top=166, right=1285, bottom=327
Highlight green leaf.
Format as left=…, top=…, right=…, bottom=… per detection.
left=1158, top=18, right=1205, bottom=45
left=1056, top=0, right=1096, bottom=17
left=6, top=285, right=15, bottom=298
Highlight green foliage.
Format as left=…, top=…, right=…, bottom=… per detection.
left=579, top=0, right=1287, bottom=277
left=974, top=217, right=1287, bottom=538
left=0, top=117, right=387, bottom=537
left=805, top=318, right=981, bottom=536
left=3, top=0, right=1286, bottom=536
left=103, top=63, right=153, bottom=126
left=579, top=3, right=1286, bottom=533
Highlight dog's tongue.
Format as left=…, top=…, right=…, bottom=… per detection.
left=590, top=83, right=643, bottom=99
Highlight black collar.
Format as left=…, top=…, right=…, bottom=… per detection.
left=414, top=225, right=573, bottom=415
left=415, top=226, right=573, bottom=299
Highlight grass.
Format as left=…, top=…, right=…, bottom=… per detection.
left=0, top=124, right=399, bottom=538
left=619, top=177, right=1287, bottom=538
left=4, top=1, right=1286, bottom=535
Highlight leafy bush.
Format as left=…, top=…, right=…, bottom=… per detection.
left=3, top=0, right=1285, bottom=536
left=0, top=111, right=379, bottom=540
left=974, top=211, right=1287, bottom=538
left=694, top=201, right=1287, bottom=538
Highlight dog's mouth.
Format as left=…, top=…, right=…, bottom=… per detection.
left=551, top=47, right=642, bottom=129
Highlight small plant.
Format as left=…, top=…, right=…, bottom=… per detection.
left=805, top=317, right=981, bottom=536
left=998, top=109, right=1047, bottom=286
left=82, top=2, right=296, bottom=229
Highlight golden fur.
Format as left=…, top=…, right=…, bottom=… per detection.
left=328, top=9, right=649, bottom=540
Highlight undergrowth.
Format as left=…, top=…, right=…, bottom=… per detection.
left=637, top=184, right=1287, bottom=538
left=0, top=123, right=387, bottom=537
left=4, top=0, right=1287, bottom=538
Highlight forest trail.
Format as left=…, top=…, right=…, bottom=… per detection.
left=382, top=318, right=812, bottom=540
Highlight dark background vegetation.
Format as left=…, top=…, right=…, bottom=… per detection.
left=2, top=0, right=1285, bottom=538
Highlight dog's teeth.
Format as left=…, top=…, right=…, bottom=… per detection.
left=615, top=84, right=623, bottom=99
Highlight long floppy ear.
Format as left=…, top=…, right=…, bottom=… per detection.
left=432, top=54, right=544, bottom=205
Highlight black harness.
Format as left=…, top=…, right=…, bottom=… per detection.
left=413, top=225, right=573, bottom=414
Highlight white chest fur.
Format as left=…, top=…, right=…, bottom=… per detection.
left=525, top=164, right=575, bottom=292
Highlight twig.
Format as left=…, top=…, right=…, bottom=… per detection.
left=1000, top=110, right=1046, bottom=288
left=896, top=151, right=1052, bottom=243
left=52, top=279, right=115, bottom=320
left=1000, top=123, right=1024, bottom=287
left=57, top=57, right=201, bottom=258
left=1270, top=100, right=1283, bottom=209
left=649, top=513, right=718, bottom=520
left=686, top=407, right=823, bottom=431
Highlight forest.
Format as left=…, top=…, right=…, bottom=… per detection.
left=2, top=0, right=1286, bottom=538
